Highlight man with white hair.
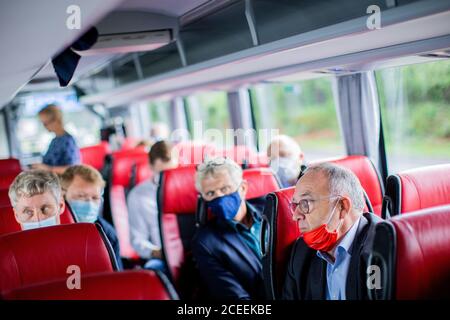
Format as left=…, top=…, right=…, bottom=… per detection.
left=267, top=135, right=305, bottom=188
left=8, top=170, right=65, bottom=230
left=192, top=157, right=266, bottom=300
left=282, top=162, right=382, bottom=300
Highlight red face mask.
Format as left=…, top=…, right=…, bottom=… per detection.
left=302, top=200, right=343, bottom=252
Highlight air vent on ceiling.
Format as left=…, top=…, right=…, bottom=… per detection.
left=73, top=30, right=172, bottom=56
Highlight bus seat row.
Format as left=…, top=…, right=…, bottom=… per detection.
left=79, top=141, right=110, bottom=171
left=157, top=164, right=281, bottom=298
left=369, top=204, right=450, bottom=299
left=0, top=223, right=176, bottom=300
left=261, top=160, right=450, bottom=299
left=382, top=164, right=450, bottom=217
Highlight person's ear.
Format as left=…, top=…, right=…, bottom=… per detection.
left=240, top=180, right=248, bottom=197
left=338, top=196, right=351, bottom=219
left=58, top=198, right=66, bottom=216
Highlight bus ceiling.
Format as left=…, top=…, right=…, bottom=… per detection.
left=1, top=0, right=450, bottom=110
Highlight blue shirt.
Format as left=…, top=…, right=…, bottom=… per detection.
left=317, top=217, right=361, bottom=300
left=42, top=132, right=80, bottom=166
left=227, top=205, right=262, bottom=259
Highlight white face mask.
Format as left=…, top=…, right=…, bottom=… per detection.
left=22, top=215, right=58, bottom=230
left=270, top=156, right=300, bottom=187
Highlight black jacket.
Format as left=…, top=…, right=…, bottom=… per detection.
left=192, top=197, right=267, bottom=300
left=282, top=212, right=382, bottom=300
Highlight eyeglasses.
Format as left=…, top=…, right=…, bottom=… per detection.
left=196, top=157, right=227, bottom=172
left=289, top=195, right=341, bottom=215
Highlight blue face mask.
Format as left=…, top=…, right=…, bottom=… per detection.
left=207, top=191, right=242, bottom=221
left=22, top=215, right=58, bottom=230
left=69, top=200, right=100, bottom=223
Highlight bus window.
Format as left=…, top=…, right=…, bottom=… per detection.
left=376, top=59, right=450, bottom=172
left=16, top=92, right=101, bottom=160
left=148, top=100, right=171, bottom=129
left=185, top=91, right=232, bottom=148
left=0, top=112, right=9, bottom=158
left=250, top=76, right=344, bottom=161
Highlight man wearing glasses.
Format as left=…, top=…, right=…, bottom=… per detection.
left=192, top=157, right=266, bottom=300
left=282, top=162, right=381, bottom=300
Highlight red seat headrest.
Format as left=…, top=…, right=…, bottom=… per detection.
left=111, top=148, right=150, bottom=187
left=0, top=158, right=21, bottom=189
left=397, top=164, right=450, bottom=214
left=0, top=190, right=11, bottom=208
left=392, top=205, right=450, bottom=299
left=161, top=165, right=198, bottom=214
left=261, top=187, right=300, bottom=299
left=313, top=155, right=383, bottom=216
left=243, top=168, right=280, bottom=199
left=80, top=142, right=110, bottom=171
left=0, top=223, right=115, bottom=294
left=0, top=206, right=21, bottom=236
left=3, top=270, right=176, bottom=300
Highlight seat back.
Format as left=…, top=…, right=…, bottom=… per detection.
left=368, top=205, right=450, bottom=299
left=157, top=165, right=198, bottom=295
left=313, top=155, right=384, bottom=216
left=3, top=270, right=178, bottom=300
left=0, top=201, right=76, bottom=236
left=0, top=223, right=116, bottom=294
left=383, top=164, right=450, bottom=217
left=0, top=158, right=21, bottom=189
left=261, top=187, right=299, bottom=300
left=107, top=147, right=152, bottom=260
left=174, top=141, right=216, bottom=165
left=80, top=142, right=110, bottom=171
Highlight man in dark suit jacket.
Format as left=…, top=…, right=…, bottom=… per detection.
left=192, top=157, right=266, bottom=300
left=282, top=162, right=382, bottom=300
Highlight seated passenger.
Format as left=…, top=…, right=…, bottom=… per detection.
left=282, top=163, right=381, bottom=300
left=60, top=165, right=123, bottom=270
left=32, top=104, right=81, bottom=174
left=8, top=170, right=64, bottom=230
left=267, top=135, right=305, bottom=188
left=192, top=157, right=266, bottom=300
left=127, top=140, right=177, bottom=271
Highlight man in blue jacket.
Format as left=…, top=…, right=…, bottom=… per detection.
left=192, top=157, right=266, bottom=300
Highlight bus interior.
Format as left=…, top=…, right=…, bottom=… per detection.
left=0, top=0, right=449, bottom=301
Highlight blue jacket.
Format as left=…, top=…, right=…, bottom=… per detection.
left=192, top=198, right=266, bottom=300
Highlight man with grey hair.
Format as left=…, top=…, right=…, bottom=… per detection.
left=8, top=170, right=65, bottom=230
left=192, top=157, right=266, bottom=300
left=282, top=162, right=382, bottom=300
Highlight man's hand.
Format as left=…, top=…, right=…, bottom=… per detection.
left=151, top=249, right=162, bottom=259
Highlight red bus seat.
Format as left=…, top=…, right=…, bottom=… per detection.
left=80, top=142, right=110, bottom=171
left=383, top=164, right=450, bottom=217
left=313, top=155, right=384, bottom=216
left=261, top=187, right=299, bottom=300
left=0, top=223, right=117, bottom=294
left=368, top=205, right=450, bottom=299
left=3, top=270, right=178, bottom=300
left=158, top=164, right=198, bottom=297
left=0, top=158, right=21, bottom=189
left=106, top=147, right=152, bottom=260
